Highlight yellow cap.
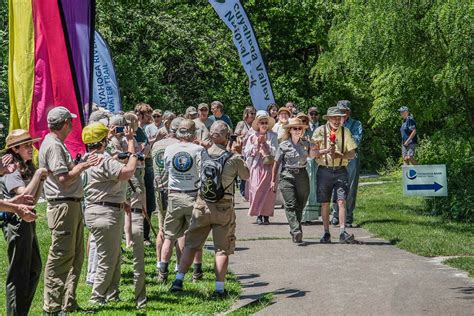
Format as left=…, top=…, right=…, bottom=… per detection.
left=82, top=122, right=109, bottom=144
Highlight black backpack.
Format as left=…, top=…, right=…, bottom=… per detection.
left=200, top=151, right=233, bottom=202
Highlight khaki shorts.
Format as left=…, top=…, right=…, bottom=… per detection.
left=185, top=196, right=236, bottom=256
left=163, top=192, right=196, bottom=240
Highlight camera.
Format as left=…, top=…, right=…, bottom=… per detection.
left=117, top=152, right=145, bottom=161
left=115, top=126, right=125, bottom=134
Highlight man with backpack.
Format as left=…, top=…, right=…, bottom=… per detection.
left=157, top=119, right=205, bottom=283
left=170, top=121, right=249, bottom=297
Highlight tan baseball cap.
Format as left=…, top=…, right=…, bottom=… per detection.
left=47, top=106, right=77, bottom=125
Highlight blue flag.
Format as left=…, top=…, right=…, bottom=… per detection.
left=92, top=31, right=121, bottom=114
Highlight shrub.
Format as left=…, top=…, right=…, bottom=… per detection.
left=417, top=130, right=474, bottom=222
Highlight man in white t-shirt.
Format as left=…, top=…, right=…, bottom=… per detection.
left=157, top=119, right=207, bottom=283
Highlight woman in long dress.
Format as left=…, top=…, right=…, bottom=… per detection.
left=244, top=111, right=278, bottom=225
left=297, top=113, right=321, bottom=223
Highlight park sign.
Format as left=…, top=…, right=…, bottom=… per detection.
left=209, top=0, right=275, bottom=110
left=403, top=165, right=448, bottom=197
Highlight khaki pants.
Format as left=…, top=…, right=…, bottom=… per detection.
left=131, top=212, right=146, bottom=308
left=43, top=201, right=84, bottom=313
left=85, top=205, right=124, bottom=303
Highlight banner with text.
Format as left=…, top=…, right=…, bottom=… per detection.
left=209, top=0, right=275, bottom=110
left=92, top=31, right=121, bottom=114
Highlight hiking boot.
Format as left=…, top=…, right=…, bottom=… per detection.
left=157, top=270, right=169, bottom=283
left=292, top=231, right=303, bottom=243
left=331, top=217, right=339, bottom=226
left=256, top=216, right=263, bottom=225
left=170, top=279, right=183, bottom=292
left=339, top=231, right=356, bottom=244
left=211, top=289, right=229, bottom=300
left=192, top=271, right=204, bottom=282
left=320, top=232, right=331, bottom=244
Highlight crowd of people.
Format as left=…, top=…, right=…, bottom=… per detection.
left=0, top=99, right=371, bottom=315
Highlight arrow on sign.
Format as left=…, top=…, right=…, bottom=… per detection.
left=407, top=182, right=443, bottom=192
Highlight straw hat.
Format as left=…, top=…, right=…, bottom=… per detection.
left=5, top=129, right=41, bottom=149
left=277, top=107, right=291, bottom=116
left=252, top=110, right=275, bottom=130
left=296, top=112, right=310, bottom=125
left=283, top=118, right=308, bottom=130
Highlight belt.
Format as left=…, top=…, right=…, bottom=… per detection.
left=283, top=167, right=306, bottom=174
left=48, top=197, right=82, bottom=203
left=91, top=201, right=124, bottom=209
left=319, top=165, right=346, bottom=170
left=169, top=189, right=198, bottom=194
left=131, top=208, right=143, bottom=214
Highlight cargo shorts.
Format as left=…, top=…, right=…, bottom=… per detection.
left=185, top=196, right=236, bottom=256
left=316, top=166, right=349, bottom=203
left=163, top=192, right=196, bottom=240
left=402, top=143, right=416, bottom=158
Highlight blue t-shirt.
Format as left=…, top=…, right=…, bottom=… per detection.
left=400, top=116, right=417, bottom=144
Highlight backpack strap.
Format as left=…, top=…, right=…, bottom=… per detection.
left=219, top=151, right=235, bottom=192
left=324, top=125, right=328, bottom=166
left=339, top=127, right=345, bottom=167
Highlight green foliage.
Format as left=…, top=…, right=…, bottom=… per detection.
left=417, top=126, right=474, bottom=222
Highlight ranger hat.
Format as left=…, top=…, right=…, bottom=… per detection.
left=323, top=106, right=346, bottom=120
left=176, top=119, right=196, bottom=138
left=47, top=106, right=77, bottom=125
left=283, top=118, right=308, bottom=130
left=82, top=122, right=109, bottom=144
left=5, top=129, right=41, bottom=149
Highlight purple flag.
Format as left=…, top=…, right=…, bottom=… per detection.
left=58, top=0, right=95, bottom=122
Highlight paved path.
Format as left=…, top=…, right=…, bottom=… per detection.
left=225, top=196, right=474, bottom=315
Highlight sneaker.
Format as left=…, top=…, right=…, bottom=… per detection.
left=331, top=217, right=339, bottom=226
left=293, top=231, right=303, bottom=243
left=346, top=223, right=353, bottom=228
left=88, top=298, right=106, bottom=306
left=170, top=279, right=183, bottom=292
left=339, top=231, right=356, bottom=244
left=211, top=289, right=229, bottom=299
left=192, top=271, right=203, bottom=282
left=320, top=232, right=331, bottom=244
left=262, top=216, right=270, bottom=225
left=157, top=270, right=169, bottom=283
left=256, top=216, right=263, bottom=225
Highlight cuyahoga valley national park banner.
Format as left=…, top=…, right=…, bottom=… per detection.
left=209, top=0, right=275, bottom=110
left=92, top=31, right=122, bottom=114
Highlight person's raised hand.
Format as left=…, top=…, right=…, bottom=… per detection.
left=124, top=126, right=134, bottom=141
left=0, top=154, right=17, bottom=175
left=16, top=204, right=37, bottom=222
left=9, top=193, right=34, bottom=205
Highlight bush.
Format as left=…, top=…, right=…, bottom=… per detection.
left=417, top=130, right=474, bottom=223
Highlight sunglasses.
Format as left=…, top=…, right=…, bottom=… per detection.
left=153, top=115, right=161, bottom=118
left=291, top=127, right=303, bottom=131
left=259, top=121, right=269, bottom=125
left=199, top=108, right=208, bottom=111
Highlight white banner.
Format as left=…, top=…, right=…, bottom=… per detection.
left=209, top=0, right=275, bottom=110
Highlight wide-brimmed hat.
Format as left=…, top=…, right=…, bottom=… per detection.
left=283, top=118, right=308, bottom=130
left=252, top=110, right=275, bottom=130
left=277, top=107, right=291, bottom=116
left=323, top=106, right=346, bottom=120
left=5, top=129, right=41, bottom=149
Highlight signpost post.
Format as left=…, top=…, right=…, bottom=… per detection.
left=402, top=165, right=448, bottom=197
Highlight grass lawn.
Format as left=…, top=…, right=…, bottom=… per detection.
left=0, top=203, right=240, bottom=315
left=356, top=175, right=474, bottom=274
